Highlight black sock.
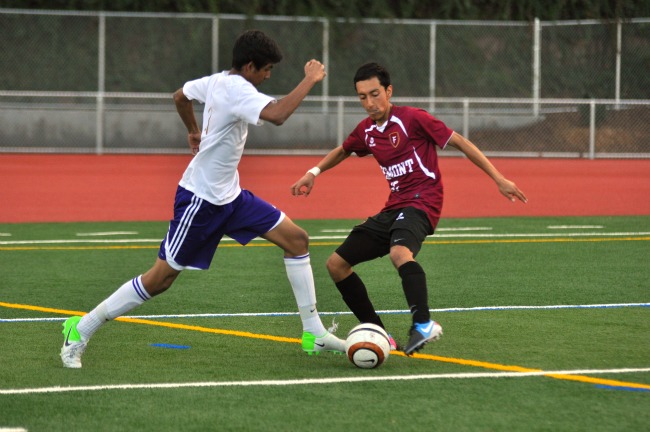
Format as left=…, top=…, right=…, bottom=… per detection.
left=398, top=261, right=430, bottom=324
left=335, top=272, right=385, bottom=328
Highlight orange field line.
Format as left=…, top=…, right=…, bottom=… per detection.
left=2, top=301, right=648, bottom=390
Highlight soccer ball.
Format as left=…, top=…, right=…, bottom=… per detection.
left=345, top=323, right=391, bottom=369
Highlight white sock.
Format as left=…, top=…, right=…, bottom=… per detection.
left=77, top=275, right=151, bottom=341
left=284, top=254, right=327, bottom=336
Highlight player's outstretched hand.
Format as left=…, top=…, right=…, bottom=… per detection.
left=291, top=174, right=315, bottom=197
left=304, top=59, right=326, bottom=84
left=498, top=178, right=528, bottom=203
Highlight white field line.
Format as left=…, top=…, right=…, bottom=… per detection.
left=314, top=232, right=650, bottom=240
left=321, top=227, right=493, bottom=232
left=1, top=368, right=649, bottom=395
left=2, top=231, right=650, bottom=245
left=76, top=231, right=139, bottom=236
left=427, top=231, right=646, bottom=238
left=547, top=225, right=604, bottom=229
left=3, top=303, right=649, bottom=322
left=437, top=227, right=493, bottom=231
left=0, top=238, right=162, bottom=245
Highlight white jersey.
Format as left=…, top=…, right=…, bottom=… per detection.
left=179, top=71, right=275, bottom=205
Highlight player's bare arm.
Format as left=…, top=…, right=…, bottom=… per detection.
left=260, top=59, right=326, bottom=126
left=173, top=88, right=201, bottom=155
left=447, top=132, right=528, bottom=203
left=291, top=146, right=351, bottom=197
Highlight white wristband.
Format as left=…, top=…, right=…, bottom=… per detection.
left=307, top=167, right=321, bottom=177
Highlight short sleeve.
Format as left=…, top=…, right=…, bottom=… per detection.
left=234, top=83, right=276, bottom=126
left=413, top=109, right=454, bottom=149
left=182, top=76, right=211, bottom=104
left=342, top=123, right=371, bottom=157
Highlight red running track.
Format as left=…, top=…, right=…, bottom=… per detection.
left=1, top=154, right=649, bottom=223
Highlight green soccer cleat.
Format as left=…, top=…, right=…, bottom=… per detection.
left=60, top=316, right=87, bottom=368
left=302, top=331, right=346, bottom=356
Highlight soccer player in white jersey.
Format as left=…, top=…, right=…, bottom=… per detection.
left=60, top=30, right=345, bottom=368
left=291, top=62, right=528, bottom=355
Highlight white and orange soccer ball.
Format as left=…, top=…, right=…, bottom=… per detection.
left=345, top=323, right=391, bottom=369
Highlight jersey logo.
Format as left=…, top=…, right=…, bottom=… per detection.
left=389, top=132, right=400, bottom=148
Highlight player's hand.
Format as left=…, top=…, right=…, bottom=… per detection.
left=497, top=178, right=528, bottom=203
left=188, top=132, right=201, bottom=155
left=291, top=174, right=316, bottom=197
left=304, top=59, right=326, bottom=84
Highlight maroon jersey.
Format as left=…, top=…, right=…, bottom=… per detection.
left=342, top=105, right=453, bottom=228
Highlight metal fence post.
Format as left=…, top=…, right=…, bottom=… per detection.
left=589, top=99, right=596, bottom=159
left=96, top=12, right=106, bottom=155
left=322, top=18, right=330, bottom=113
left=462, top=98, right=470, bottom=139
left=532, top=17, right=541, bottom=117
left=212, top=16, right=219, bottom=73
left=429, top=21, right=437, bottom=113
left=615, top=19, right=622, bottom=110
left=336, top=97, right=344, bottom=147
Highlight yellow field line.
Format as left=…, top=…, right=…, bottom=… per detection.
left=0, top=301, right=299, bottom=343
left=1, top=236, right=648, bottom=251
left=2, top=300, right=648, bottom=390
left=406, top=352, right=650, bottom=390
left=117, top=316, right=300, bottom=344
left=420, top=236, right=650, bottom=245
left=0, top=302, right=87, bottom=317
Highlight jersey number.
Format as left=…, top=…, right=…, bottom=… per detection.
left=204, top=107, right=213, bottom=134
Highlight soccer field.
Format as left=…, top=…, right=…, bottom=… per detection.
left=1, top=216, right=649, bottom=431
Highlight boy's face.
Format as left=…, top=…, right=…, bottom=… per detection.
left=242, top=62, right=274, bottom=87
left=355, top=77, right=393, bottom=125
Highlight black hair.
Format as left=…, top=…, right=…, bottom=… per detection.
left=232, top=30, right=283, bottom=70
left=353, top=62, right=391, bottom=89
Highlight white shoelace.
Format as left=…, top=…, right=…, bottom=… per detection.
left=327, top=318, right=339, bottom=334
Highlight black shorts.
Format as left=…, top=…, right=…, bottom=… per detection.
left=335, top=207, right=433, bottom=266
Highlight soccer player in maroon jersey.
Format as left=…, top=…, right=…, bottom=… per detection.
left=291, top=62, right=527, bottom=355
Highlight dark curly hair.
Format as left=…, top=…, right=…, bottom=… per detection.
left=232, top=30, right=283, bottom=70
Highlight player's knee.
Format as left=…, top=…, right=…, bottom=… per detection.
left=289, top=227, right=309, bottom=255
left=159, top=274, right=178, bottom=293
left=296, top=227, right=309, bottom=247
left=389, top=245, right=415, bottom=269
left=144, top=274, right=176, bottom=297
left=326, top=253, right=351, bottom=280
left=280, top=229, right=309, bottom=257
left=142, top=262, right=180, bottom=296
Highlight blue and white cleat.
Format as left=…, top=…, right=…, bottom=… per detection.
left=403, top=320, right=443, bottom=355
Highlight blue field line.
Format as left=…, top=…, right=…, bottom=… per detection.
left=150, top=343, right=191, bottom=350
left=2, top=302, right=648, bottom=323
left=595, top=384, right=650, bottom=393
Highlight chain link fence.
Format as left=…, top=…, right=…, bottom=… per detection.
left=0, top=9, right=648, bottom=157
